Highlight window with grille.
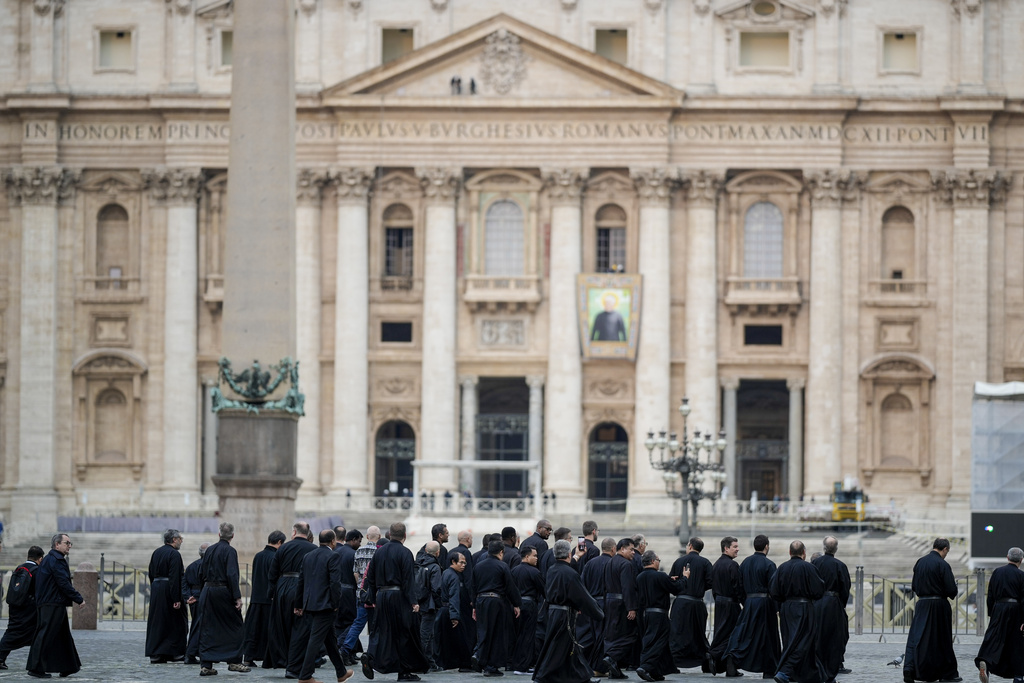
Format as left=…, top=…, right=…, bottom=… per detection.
left=881, top=206, right=915, bottom=279
left=484, top=200, right=524, bottom=276
left=384, top=228, right=413, bottom=277
left=743, top=201, right=784, bottom=278
left=595, top=204, right=627, bottom=273
left=96, top=204, right=130, bottom=289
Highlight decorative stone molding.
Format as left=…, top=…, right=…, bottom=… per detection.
left=804, top=169, right=858, bottom=208
left=559, top=0, right=577, bottom=9
left=297, top=0, right=317, bottom=15
left=950, top=0, right=982, bottom=18
left=296, top=168, right=330, bottom=205
left=819, top=0, right=847, bottom=17
left=526, top=375, right=546, bottom=389
left=586, top=378, right=633, bottom=401
left=430, top=0, right=449, bottom=10
left=694, top=0, right=711, bottom=14
left=347, top=0, right=362, bottom=11
left=33, top=0, right=64, bottom=16
left=931, top=169, right=1010, bottom=208
left=630, top=167, right=676, bottom=206
left=142, top=167, right=203, bottom=206
left=416, top=167, right=461, bottom=203
left=721, top=377, right=741, bottom=391
left=679, top=169, right=725, bottom=207
left=786, top=377, right=806, bottom=391
left=544, top=168, right=587, bottom=205
left=459, top=375, right=479, bottom=389
left=328, top=167, right=373, bottom=204
left=480, top=29, right=528, bottom=95
left=166, top=0, right=193, bottom=15
left=4, top=167, right=80, bottom=206
left=644, top=0, right=664, bottom=10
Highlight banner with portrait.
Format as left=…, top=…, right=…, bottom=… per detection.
left=576, top=273, right=642, bottom=361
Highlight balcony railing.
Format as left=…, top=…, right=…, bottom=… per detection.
left=736, top=439, right=789, bottom=460
left=869, top=279, right=927, bottom=296
left=724, top=276, right=801, bottom=315
left=463, top=275, right=542, bottom=312
left=380, top=275, right=414, bottom=291
left=77, top=276, right=144, bottom=302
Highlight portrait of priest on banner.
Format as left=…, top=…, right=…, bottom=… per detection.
left=577, top=273, right=642, bottom=361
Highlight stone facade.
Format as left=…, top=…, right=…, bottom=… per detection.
left=0, top=0, right=1021, bottom=532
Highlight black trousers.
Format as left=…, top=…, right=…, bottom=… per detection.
left=300, top=610, right=348, bottom=681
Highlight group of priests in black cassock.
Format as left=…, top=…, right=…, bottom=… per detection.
left=126, top=514, right=1023, bottom=683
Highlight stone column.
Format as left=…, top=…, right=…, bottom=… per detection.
left=4, top=167, right=75, bottom=537
left=331, top=168, right=373, bottom=495
left=813, top=0, right=842, bottom=91
left=688, top=2, right=714, bottom=93
left=721, top=377, right=739, bottom=499
left=166, top=0, right=197, bottom=90
left=459, top=375, right=478, bottom=493
left=955, top=0, right=985, bottom=93
left=680, top=170, right=724, bottom=442
left=201, top=376, right=218, bottom=495
left=296, top=169, right=327, bottom=496
left=147, top=168, right=203, bottom=495
left=295, top=0, right=322, bottom=90
left=527, top=375, right=545, bottom=493
left=804, top=170, right=850, bottom=496
left=417, top=168, right=460, bottom=491
left=28, top=0, right=60, bottom=91
left=543, top=169, right=585, bottom=500
left=787, top=377, right=805, bottom=500
left=632, top=168, right=676, bottom=496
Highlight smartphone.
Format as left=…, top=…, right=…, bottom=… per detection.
left=578, top=536, right=586, bottom=551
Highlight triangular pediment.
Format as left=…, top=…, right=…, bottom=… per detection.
left=322, top=14, right=680, bottom=108
left=715, top=0, right=815, bottom=20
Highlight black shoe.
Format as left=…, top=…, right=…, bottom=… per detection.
left=284, top=674, right=298, bottom=680
left=398, top=675, right=422, bottom=682
left=151, top=657, right=166, bottom=664
left=707, top=655, right=717, bottom=676
left=471, top=656, right=482, bottom=673
left=652, top=674, right=665, bottom=682
left=903, top=675, right=915, bottom=683
left=185, top=656, right=200, bottom=665
left=360, top=654, right=375, bottom=680
left=837, top=669, right=851, bottom=676
left=636, top=668, right=655, bottom=682
left=458, top=668, right=476, bottom=674
left=28, top=673, right=52, bottom=680
left=315, top=657, right=327, bottom=668
left=428, top=666, right=444, bottom=673
left=603, top=658, right=625, bottom=680
left=939, top=678, right=962, bottom=682
left=0, top=662, right=7, bottom=670
left=483, top=669, right=504, bottom=678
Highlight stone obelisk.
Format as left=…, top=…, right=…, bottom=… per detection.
left=212, top=0, right=301, bottom=559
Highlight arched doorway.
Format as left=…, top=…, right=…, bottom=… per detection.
left=588, top=422, right=628, bottom=512
left=374, top=420, right=415, bottom=498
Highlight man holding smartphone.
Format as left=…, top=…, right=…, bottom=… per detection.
left=576, top=521, right=600, bottom=574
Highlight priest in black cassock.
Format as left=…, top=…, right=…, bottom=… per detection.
left=725, top=534, right=781, bottom=678
left=146, top=529, right=188, bottom=663
left=635, top=550, right=689, bottom=682
left=902, top=538, right=960, bottom=683
left=669, top=537, right=713, bottom=672
left=810, top=536, right=851, bottom=682
left=264, top=522, right=315, bottom=670
left=533, top=540, right=601, bottom=683
left=0, top=545, right=43, bottom=669
left=197, top=522, right=250, bottom=675
left=709, top=536, right=745, bottom=675
left=436, top=552, right=473, bottom=672
left=769, top=540, right=825, bottom=683
left=363, top=522, right=429, bottom=681
left=976, top=546, right=1024, bottom=683
left=578, top=537, right=614, bottom=674
left=602, top=538, right=639, bottom=679
left=241, top=529, right=285, bottom=667
left=511, top=546, right=545, bottom=674
left=26, top=534, right=84, bottom=679
left=183, top=542, right=208, bottom=665
left=473, top=539, right=522, bottom=676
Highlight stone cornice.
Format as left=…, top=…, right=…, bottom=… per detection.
left=931, top=169, right=1010, bottom=208
left=804, top=169, right=858, bottom=208
left=543, top=168, right=587, bottom=206
left=4, top=166, right=80, bottom=206
left=296, top=168, right=331, bottom=205
left=142, top=167, right=203, bottom=206
left=416, top=167, right=461, bottom=204
left=328, top=167, right=374, bottom=204
left=630, top=167, right=676, bottom=207
left=679, top=169, right=725, bottom=208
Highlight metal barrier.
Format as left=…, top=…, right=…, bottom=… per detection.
left=849, top=566, right=987, bottom=635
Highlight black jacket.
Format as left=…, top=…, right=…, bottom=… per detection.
left=35, top=549, right=84, bottom=606
left=297, top=544, right=342, bottom=612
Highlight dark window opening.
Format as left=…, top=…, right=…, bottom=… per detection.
left=381, top=321, right=413, bottom=343
left=744, top=325, right=783, bottom=346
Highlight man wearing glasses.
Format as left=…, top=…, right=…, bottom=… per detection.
left=27, top=533, right=85, bottom=679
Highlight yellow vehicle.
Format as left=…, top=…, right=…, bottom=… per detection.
left=830, top=485, right=867, bottom=522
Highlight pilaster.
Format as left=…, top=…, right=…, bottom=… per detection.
left=527, top=375, right=545, bottom=493
left=787, top=377, right=805, bottom=500
left=721, top=377, right=739, bottom=500
left=459, top=375, right=478, bottom=494
left=27, top=0, right=63, bottom=92
left=166, top=0, right=197, bottom=90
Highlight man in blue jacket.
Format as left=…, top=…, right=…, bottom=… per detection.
left=26, top=533, right=85, bottom=679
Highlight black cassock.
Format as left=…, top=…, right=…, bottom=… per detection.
left=263, top=537, right=315, bottom=669
left=365, top=539, right=429, bottom=675
left=636, top=567, right=685, bottom=677
left=709, top=553, right=745, bottom=672
left=575, top=552, right=608, bottom=671
left=669, top=551, right=712, bottom=670
left=533, top=561, right=604, bottom=683
left=145, top=543, right=188, bottom=658
left=473, top=554, right=522, bottom=672
left=0, top=560, right=38, bottom=658
left=435, top=567, right=473, bottom=670
left=183, top=556, right=203, bottom=659
left=904, top=550, right=960, bottom=683
left=769, top=556, right=825, bottom=683
left=725, top=552, right=780, bottom=675
left=27, top=548, right=84, bottom=676
left=241, top=544, right=277, bottom=663
left=975, top=562, right=1024, bottom=679
left=197, top=540, right=245, bottom=665
left=511, top=562, right=544, bottom=672
left=810, top=553, right=851, bottom=681
left=603, top=554, right=639, bottom=666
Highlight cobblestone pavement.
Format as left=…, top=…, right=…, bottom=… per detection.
left=0, top=626, right=996, bottom=683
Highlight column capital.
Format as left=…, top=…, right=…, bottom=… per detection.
left=328, top=167, right=374, bottom=205
left=679, top=169, right=726, bottom=208
left=296, top=167, right=331, bottom=206
left=543, top=168, right=588, bottom=206
left=930, top=168, right=1011, bottom=208
left=32, top=0, right=65, bottom=16
left=458, top=375, right=479, bottom=389
left=526, top=375, right=546, bottom=389
left=142, top=167, right=204, bottom=206
left=721, top=377, right=740, bottom=391
left=4, top=166, right=80, bottom=206
left=804, top=169, right=859, bottom=208
left=787, top=377, right=806, bottom=391
left=416, top=167, right=461, bottom=204
left=630, top=167, right=677, bottom=207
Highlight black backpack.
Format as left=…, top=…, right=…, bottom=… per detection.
left=6, top=566, right=33, bottom=608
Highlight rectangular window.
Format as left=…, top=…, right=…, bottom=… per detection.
left=382, top=28, right=414, bottom=64
left=384, top=228, right=413, bottom=277
left=381, top=322, right=413, bottom=343
left=220, top=30, right=233, bottom=67
left=739, top=31, right=790, bottom=68
left=882, top=32, right=918, bottom=72
left=744, top=325, right=783, bottom=346
left=98, top=29, right=134, bottom=70
left=596, top=227, right=627, bottom=273
left=595, top=29, right=628, bottom=65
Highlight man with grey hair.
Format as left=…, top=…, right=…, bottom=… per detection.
left=811, top=535, right=851, bottom=681
left=197, top=522, right=250, bottom=676
left=146, top=529, right=187, bottom=663
left=975, top=546, right=1024, bottom=683
left=184, top=542, right=210, bottom=665
left=534, top=539, right=598, bottom=683
left=26, top=533, right=84, bottom=678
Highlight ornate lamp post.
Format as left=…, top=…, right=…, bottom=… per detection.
left=645, top=397, right=727, bottom=550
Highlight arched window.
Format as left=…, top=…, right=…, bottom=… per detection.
left=484, top=200, right=524, bottom=276
left=880, top=393, right=914, bottom=467
left=94, top=388, right=128, bottom=462
left=375, top=420, right=415, bottom=498
left=881, top=206, right=915, bottom=280
left=588, top=422, right=628, bottom=512
left=383, top=203, right=414, bottom=279
left=743, top=201, right=784, bottom=278
left=96, top=204, right=130, bottom=289
left=595, top=204, right=627, bottom=273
